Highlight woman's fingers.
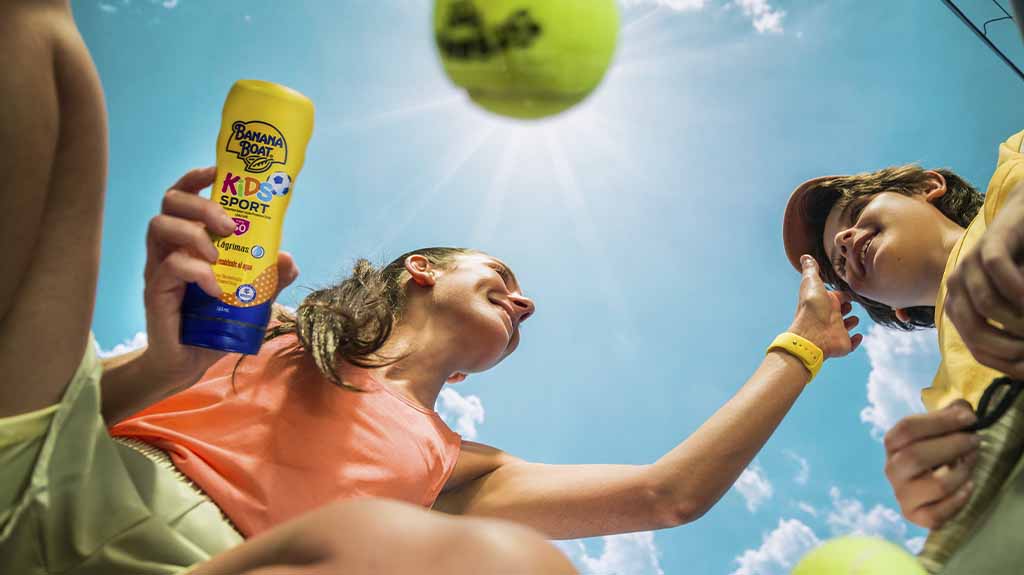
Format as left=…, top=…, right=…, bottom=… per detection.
left=149, top=251, right=222, bottom=299
left=147, top=214, right=220, bottom=263
left=850, top=332, right=863, bottom=352
left=169, top=166, right=217, bottom=195
left=162, top=188, right=236, bottom=237
left=273, top=251, right=300, bottom=300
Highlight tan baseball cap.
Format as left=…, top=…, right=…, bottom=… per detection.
left=782, top=175, right=843, bottom=273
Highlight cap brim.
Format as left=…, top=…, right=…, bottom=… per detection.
left=782, top=175, right=843, bottom=273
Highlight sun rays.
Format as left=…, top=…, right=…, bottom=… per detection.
left=325, top=0, right=680, bottom=336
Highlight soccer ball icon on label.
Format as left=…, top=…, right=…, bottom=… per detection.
left=267, top=172, right=291, bottom=196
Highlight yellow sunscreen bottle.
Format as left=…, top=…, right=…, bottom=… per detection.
left=181, top=79, right=314, bottom=354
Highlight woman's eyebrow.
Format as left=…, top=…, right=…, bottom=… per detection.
left=491, top=260, right=521, bottom=292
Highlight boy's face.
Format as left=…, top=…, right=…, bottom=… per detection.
left=821, top=191, right=955, bottom=309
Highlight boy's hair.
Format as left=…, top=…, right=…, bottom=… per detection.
left=264, top=247, right=480, bottom=389
left=805, top=165, right=983, bottom=330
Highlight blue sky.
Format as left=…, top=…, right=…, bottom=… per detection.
left=79, top=0, right=1024, bottom=573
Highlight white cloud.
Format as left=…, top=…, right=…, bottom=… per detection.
left=556, top=532, right=664, bottom=575
left=96, top=332, right=148, bottom=358
left=621, top=0, right=785, bottom=34
left=825, top=487, right=908, bottom=542
left=906, top=536, right=926, bottom=555
left=619, top=0, right=707, bottom=11
left=98, top=0, right=178, bottom=13
left=735, top=463, right=774, bottom=512
left=861, top=325, right=936, bottom=440
left=731, top=518, right=821, bottom=575
left=784, top=451, right=810, bottom=485
left=732, top=489, right=922, bottom=572
left=797, top=501, right=818, bottom=518
left=437, top=387, right=485, bottom=440
left=734, top=0, right=785, bottom=34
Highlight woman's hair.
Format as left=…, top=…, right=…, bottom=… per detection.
left=264, top=247, right=479, bottom=390
left=805, top=165, right=983, bottom=330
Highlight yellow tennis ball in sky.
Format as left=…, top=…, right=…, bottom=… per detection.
left=793, top=536, right=926, bottom=575
left=434, top=0, right=620, bottom=120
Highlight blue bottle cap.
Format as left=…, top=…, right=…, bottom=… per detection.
left=180, top=283, right=272, bottom=355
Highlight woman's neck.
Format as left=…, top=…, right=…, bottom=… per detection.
left=337, top=322, right=459, bottom=412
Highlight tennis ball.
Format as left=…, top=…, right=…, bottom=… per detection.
left=434, top=0, right=620, bottom=120
left=793, top=536, right=926, bottom=575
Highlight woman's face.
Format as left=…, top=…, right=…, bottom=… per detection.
left=426, top=253, right=535, bottom=373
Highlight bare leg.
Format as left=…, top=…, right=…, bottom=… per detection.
left=193, top=499, right=577, bottom=575
left=0, top=0, right=107, bottom=417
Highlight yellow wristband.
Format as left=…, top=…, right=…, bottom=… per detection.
left=766, top=332, right=823, bottom=381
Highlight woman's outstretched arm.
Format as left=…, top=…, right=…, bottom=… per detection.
left=434, top=257, right=862, bottom=540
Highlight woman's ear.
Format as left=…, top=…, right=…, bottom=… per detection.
left=405, top=255, right=436, bottom=287
left=923, top=170, right=948, bottom=203
left=446, top=372, right=467, bottom=384
left=895, top=308, right=911, bottom=323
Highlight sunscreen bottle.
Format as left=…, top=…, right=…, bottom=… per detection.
left=181, top=79, right=314, bottom=354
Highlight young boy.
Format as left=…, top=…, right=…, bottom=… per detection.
left=781, top=129, right=1024, bottom=573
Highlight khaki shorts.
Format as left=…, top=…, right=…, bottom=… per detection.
left=0, top=337, right=242, bottom=575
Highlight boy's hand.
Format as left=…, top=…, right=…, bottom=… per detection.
left=788, top=256, right=863, bottom=359
left=944, top=184, right=1024, bottom=379
left=139, top=167, right=299, bottom=392
left=883, top=400, right=980, bottom=528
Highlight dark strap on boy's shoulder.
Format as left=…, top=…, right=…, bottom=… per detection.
left=966, top=377, right=1024, bottom=432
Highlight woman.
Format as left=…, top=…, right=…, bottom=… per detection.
left=101, top=167, right=861, bottom=573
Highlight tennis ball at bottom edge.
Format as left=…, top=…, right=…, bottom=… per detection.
left=434, top=0, right=619, bottom=120
left=793, top=536, right=926, bottom=575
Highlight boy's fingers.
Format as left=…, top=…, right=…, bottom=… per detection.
left=946, top=293, right=1024, bottom=366
left=908, top=480, right=974, bottom=530
left=959, top=254, right=1024, bottom=338
left=169, top=166, right=217, bottom=195
left=899, top=460, right=975, bottom=513
left=980, top=241, right=1024, bottom=314
left=884, top=402, right=976, bottom=454
left=885, top=432, right=979, bottom=483
left=162, top=189, right=236, bottom=236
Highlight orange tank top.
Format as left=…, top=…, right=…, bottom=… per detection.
left=110, top=334, right=462, bottom=537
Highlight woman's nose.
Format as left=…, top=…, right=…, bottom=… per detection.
left=510, top=294, right=535, bottom=322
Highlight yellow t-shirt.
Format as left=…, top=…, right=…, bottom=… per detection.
left=923, top=130, right=1024, bottom=411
